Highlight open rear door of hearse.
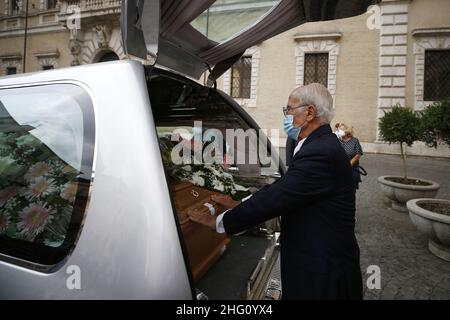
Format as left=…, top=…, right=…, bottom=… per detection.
left=121, top=0, right=379, bottom=83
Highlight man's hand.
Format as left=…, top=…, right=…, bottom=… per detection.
left=187, top=207, right=216, bottom=230
left=211, top=194, right=240, bottom=209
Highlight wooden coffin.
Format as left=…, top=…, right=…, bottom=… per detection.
left=171, top=182, right=230, bottom=282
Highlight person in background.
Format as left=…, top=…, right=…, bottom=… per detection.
left=334, top=123, right=346, bottom=140
left=340, top=125, right=364, bottom=190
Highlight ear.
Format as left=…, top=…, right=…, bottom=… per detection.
left=307, top=105, right=316, bottom=120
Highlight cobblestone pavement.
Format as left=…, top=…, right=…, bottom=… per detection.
left=356, top=153, right=450, bottom=300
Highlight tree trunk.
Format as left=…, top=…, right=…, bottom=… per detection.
left=400, top=142, right=408, bottom=181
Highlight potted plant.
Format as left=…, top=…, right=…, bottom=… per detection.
left=377, top=105, right=440, bottom=212
left=407, top=100, right=450, bottom=261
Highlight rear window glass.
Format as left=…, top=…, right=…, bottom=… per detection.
left=149, top=73, right=280, bottom=200
left=0, top=84, right=95, bottom=268
left=191, top=0, right=281, bottom=43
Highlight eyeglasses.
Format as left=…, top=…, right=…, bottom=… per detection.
left=283, top=104, right=309, bottom=117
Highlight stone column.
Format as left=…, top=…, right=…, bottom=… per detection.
left=377, top=0, right=410, bottom=139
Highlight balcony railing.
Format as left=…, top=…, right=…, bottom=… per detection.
left=63, top=0, right=121, bottom=11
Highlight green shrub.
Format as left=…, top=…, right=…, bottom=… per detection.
left=379, top=105, right=421, bottom=179
left=420, top=100, right=450, bottom=148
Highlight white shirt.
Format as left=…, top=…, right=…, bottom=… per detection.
left=215, top=136, right=308, bottom=233
left=215, top=194, right=252, bottom=233
left=293, top=137, right=307, bottom=157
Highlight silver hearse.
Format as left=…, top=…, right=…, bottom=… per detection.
left=0, top=0, right=375, bottom=299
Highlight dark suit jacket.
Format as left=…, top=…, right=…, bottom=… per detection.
left=285, top=137, right=297, bottom=167
left=223, top=124, right=362, bottom=300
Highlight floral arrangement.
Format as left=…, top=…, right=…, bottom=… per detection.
left=0, top=131, right=79, bottom=247
left=158, top=134, right=251, bottom=200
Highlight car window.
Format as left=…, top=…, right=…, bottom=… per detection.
left=0, top=84, right=95, bottom=268
left=191, top=0, right=281, bottom=43
left=149, top=73, right=280, bottom=201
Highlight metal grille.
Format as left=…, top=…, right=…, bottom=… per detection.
left=6, top=67, right=17, bottom=75
left=424, top=50, right=450, bottom=101
left=304, top=53, right=329, bottom=87
left=231, top=56, right=252, bottom=99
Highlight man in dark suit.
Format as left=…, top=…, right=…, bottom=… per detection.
left=188, top=83, right=362, bottom=300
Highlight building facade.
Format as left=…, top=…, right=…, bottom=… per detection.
left=0, top=0, right=449, bottom=157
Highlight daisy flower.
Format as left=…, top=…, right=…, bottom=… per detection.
left=17, top=203, right=54, bottom=241
left=24, top=162, right=52, bottom=181
left=60, top=182, right=78, bottom=203
left=25, top=177, right=57, bottom=200
left=0, top=186, right=19, bottom=207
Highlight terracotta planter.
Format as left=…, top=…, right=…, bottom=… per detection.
left=377, top=176, right=440, bottom=212
left=407, top=199, right=450, bottom=262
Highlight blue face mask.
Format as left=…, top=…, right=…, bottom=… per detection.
left=283, top=115, right=301, bottom=141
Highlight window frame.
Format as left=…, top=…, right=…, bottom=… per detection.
left=423, top=49, right=450, bottom=102
left=230, top=56, right=252, bottom=99
left=304, top=52, right=329, bottom=87
left=46, top=0, right=57, bottom=10
left=9, top=0, right=21, bottom=15
left=6, top=67, right=17, bottom=75
left=0, top=82, right=95, bottom=272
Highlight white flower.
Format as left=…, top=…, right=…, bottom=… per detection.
left=0, top=186, right=20, bottom=207
left=222, top=172, right=233, bottom=180
left=60, top=182, right=78, bottom=203
left=190, top=171, right=205, bottom=187
left=44, top=239, right=64, bottom=248
left=0, top=212, right=10, bottom=234
left=17, top=203, right=54, bottom=241
left=25, top=177, right=57, bottom=200
left=208, top=166, right=222, bottom=176
left=182, top=165, right=192, bottom=172
left=25, top=162, right=52, bottom=181
left=212, top=180, right=225, bottom=192
left=234, top=184, right=249, bottom=192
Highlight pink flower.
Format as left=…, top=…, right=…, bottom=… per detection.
left=25, top=177, right=57, bottom=200
left=17, top=203, right=54, bottom=241
left=24, top=162, right=52, bottom=181
left=60, top=182, right=78, bottom=203
left=0, top=186, right=19, bottom=207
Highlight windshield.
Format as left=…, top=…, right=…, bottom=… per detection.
left=190, top=0, right=281, bottom=43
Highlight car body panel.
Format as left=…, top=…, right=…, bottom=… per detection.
left=0, top=61, right=192, bottom=299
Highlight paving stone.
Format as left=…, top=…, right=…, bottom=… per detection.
left=357, top=154, right=450, bottom=300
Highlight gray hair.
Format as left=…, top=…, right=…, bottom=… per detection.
left=291, top=83, right=334, bottom=125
